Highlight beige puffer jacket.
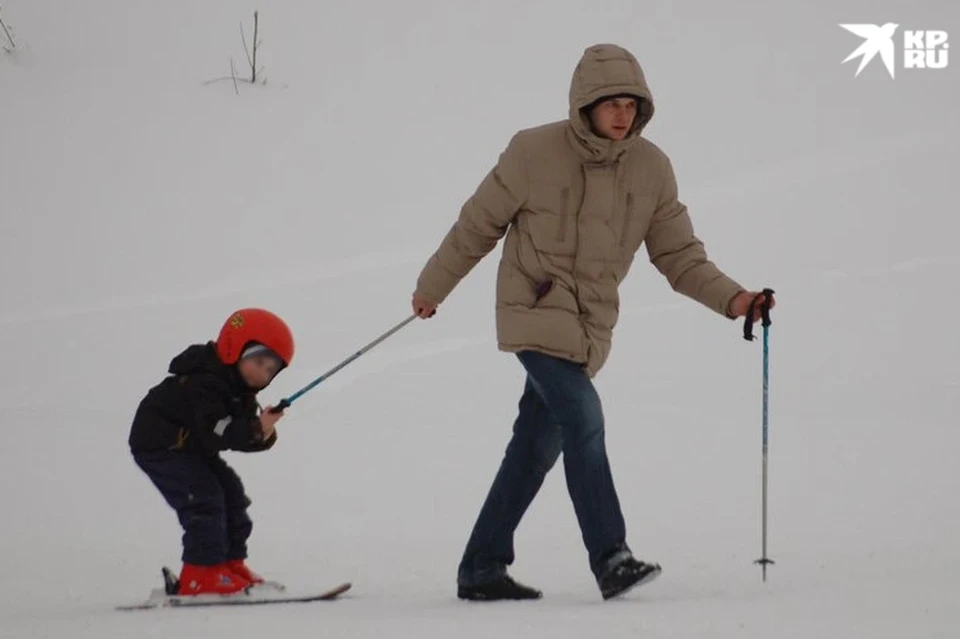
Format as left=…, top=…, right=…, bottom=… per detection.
left=415, top=43, right=744, bottom=376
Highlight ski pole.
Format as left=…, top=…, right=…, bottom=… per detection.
left=269, top=314, right=418, bottom=413
left=743, top=288, right=775, bottom=581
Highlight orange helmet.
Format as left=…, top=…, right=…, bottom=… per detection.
left=215, top=308, right=295, bottom=366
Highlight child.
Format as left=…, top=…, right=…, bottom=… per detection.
left=129, top=307, right=295, bottom=596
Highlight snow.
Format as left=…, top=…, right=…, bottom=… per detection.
left=2, top=0, right=959, bottom=637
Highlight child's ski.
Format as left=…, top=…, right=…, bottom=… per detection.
left=116, top=566, right=351, bottom=610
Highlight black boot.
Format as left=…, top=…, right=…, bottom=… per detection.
left=457, top=575, right=543, bottom=601
left=598, top=556, right=661, bottom=600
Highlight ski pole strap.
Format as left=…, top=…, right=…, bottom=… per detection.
left=742, top=287, right=775, bottom=341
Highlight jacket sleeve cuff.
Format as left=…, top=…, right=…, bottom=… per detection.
left=415, top=252, right=462, bottom=305
left=723, top=287, right=746, bottom=319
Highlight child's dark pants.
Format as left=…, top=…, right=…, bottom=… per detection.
left=133, top=450, right=253, bottom=565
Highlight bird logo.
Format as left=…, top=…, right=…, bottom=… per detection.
left=839, top=23, right=899, bottom=78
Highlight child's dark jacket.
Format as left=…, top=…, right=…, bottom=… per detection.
left=129, top=341, right=276, bottom=456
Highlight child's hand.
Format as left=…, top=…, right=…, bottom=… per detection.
left=259, top=406, right=284, bottom=440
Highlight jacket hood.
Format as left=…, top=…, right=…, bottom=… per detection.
left=168, top=342, right=225, bottom=376
left=167, top=341, right=266, bottom=390
left=168, top=341, right=276, bottom=393
left=567, top=44, right=655, bottom=161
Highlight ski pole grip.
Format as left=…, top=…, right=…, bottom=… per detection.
left=269, top=398, right=291, bottom=413
left=743, top=288, right=775, bottom=341
left=759, top=287, right=775, bottom=328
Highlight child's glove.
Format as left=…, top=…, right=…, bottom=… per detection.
left=257, top=405, right=284, bottom=441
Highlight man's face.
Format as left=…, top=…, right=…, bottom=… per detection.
left=589, top=96, right=638, bottom=141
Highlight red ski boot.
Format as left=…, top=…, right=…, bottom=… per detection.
left=177, top=563, right=251, bottom=595
left=224, top=559, right=264, bottom=585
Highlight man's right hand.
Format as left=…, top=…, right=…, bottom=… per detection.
left=412, top=294, right=437, bottom=319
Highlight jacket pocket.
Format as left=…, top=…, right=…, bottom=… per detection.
left=534, top=278, right=554, bottom=304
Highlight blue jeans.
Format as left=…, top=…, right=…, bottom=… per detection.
left=133, top=450, right=253, bottom=565
left=457, top=350, right=630, bottom=586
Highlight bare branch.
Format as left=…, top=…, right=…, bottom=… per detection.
left=203, top=76, right=238, bottom=85
left=202, top=76, right=254, bottom=86
left=229, top=57, right=240, bottom=95
left=204, top=11, right=268, bottom=92
left=240, top=20, right=253, bottom=71
left=251, top=11, right=259, bottom=83
left=0, top=9, right=16, bottom=52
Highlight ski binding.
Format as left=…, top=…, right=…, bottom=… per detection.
left=116, top=566, right=351, bottom=610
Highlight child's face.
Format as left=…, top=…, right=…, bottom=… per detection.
left=237, top=354, right=282, bottom=390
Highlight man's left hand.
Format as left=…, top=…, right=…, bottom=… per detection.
left=728, top=290, right=776, bottom=321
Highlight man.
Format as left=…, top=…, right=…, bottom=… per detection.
left=411, top=43, right=774, bottom=601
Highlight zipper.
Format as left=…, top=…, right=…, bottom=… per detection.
left=620, top=192, right=633, bottom=247
left=557, top=187, right=569, bottom=242
left=571, top=178, right=583, bottom=316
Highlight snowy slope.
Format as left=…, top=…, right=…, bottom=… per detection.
left=2, top=1, right=959, bottom=637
